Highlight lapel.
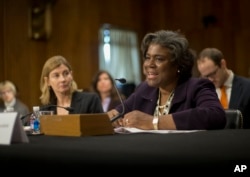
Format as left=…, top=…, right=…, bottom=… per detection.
left=229, top=76, right=242, bottom=108
left=70, top=92, right=80, bottom=113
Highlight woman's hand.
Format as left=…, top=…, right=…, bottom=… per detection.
left=122, top=110, right=154, bottom=130
left=107, top=109, right=123, bottom=127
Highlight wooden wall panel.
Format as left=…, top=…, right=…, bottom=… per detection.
left=2, top=0, right=38, bottom=109
left=1, top=0, right=250, bottom=110
left=235, top=29, right=250, bottom=77
left=0, top=0, right=4, bottom=82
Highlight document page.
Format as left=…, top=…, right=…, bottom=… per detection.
left=114, top=127, right=205, bottom=134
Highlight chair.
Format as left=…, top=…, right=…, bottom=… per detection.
left=224, top=109, right=243, bottom=129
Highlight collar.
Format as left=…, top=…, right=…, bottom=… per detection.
left=224, top=70, right=234, bottom=88
left=4, top=98, right=16, bottom=108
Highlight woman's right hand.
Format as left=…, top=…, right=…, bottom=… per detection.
left=107, top=109, right=123, bottom=127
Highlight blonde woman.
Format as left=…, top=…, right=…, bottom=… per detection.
left=40, top=55, right=103, bottom=114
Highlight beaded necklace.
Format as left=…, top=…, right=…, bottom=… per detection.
left=154, top=90, right=175, bottom=117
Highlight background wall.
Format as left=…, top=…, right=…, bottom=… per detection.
left=1, top=0, right=250, bottom=110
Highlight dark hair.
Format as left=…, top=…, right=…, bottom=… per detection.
left=141, top=30, right=195, bottom=81
left=91, top=70, right=118, bottom=99
left=198, top=48, right=224, bottom=67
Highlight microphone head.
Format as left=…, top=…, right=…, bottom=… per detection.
left=65, top=107, right=74, bottom=112
left=115, top=78, right=126, bottom=84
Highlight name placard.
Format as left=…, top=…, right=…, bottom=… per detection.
left=0, top=112, right=29, bottom=145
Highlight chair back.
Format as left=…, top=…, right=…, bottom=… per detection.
left=224, top=109, right=243, bottom=129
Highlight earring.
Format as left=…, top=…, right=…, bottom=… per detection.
left=177, top=70, right=180, bottom=73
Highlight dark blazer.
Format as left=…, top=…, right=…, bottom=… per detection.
left=46, top=91, right=104, bottom=114
left=229, top=75, right=250, bottom=128
left=115, top=78, right=226, bottom=130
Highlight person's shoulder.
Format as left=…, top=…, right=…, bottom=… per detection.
left=130, top=81, right=156, bottom=95
left=136, top=81, right=155, bottom=89
left=234, top=75, right=250, bottom=84
left=0, top=101, right=4, bottom=107
left=233, top=75, right=250, bottom=92
left=15, top=99, right=29, bottom=108
left=0, top=102, right=4, bottom=111
left=183, top=77, right=215, bottom=90
left=188, top=77, right=213, bottom=84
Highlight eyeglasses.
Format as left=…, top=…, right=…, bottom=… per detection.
left=0, top=90, right=12, bottom=96
left=203, top=67, right=219, bottom=78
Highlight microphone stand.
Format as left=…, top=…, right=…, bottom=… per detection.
left=40, top=105, right=74, bottom=112
left=110, top=78, right=126, bottom=123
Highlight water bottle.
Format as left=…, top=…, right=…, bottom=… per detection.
left=33, top=118, right=40, bottom=133
left=29, top=113, right=35, bottom=131
left=31, top=106, right=40, bottom=134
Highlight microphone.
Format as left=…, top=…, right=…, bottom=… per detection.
left=110, top=78, right=126, bottom=123
left=20, top=105, right=74, bottom=120
left=115, top=78, right=126, bottom=84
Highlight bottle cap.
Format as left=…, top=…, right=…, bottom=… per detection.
left=33, top=106, right=40, bottom=112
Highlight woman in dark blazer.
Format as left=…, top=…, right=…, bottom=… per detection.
left=108, top=30, right=226, bottom=130
left=39, top=55, right=103, bottom=114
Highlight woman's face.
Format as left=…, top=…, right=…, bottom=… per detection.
left=97, top=73, right=113, bottom=94
left=143, top=44, right=178, bottom=88
left=47, top=64, right=73, bottom=95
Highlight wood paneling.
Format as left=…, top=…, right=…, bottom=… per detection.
left=1, top=0, right=250, bottom=109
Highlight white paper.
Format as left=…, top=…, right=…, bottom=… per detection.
left=0, top=112, right=29, bottom=145
left=114, top=127, right=205, bottom=134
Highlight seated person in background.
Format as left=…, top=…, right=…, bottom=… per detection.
left=0, top=80, right=30, bottom=125
left=197, top=47, right=250, bottom=129
left=108, top=30, right=226, bottom=130
left=90, top=70, right=126, bottom=112
left=39, top=55, right=103, bottom=114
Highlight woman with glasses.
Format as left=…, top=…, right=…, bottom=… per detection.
left=0, top=80, right=30, bottom=125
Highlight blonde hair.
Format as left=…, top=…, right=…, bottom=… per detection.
left=0, top=80, right=17, bottom=96
left=39, top=55, right=78, bottom=105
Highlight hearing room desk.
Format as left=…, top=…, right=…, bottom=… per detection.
left=1, top=129, right=250, bottom=175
